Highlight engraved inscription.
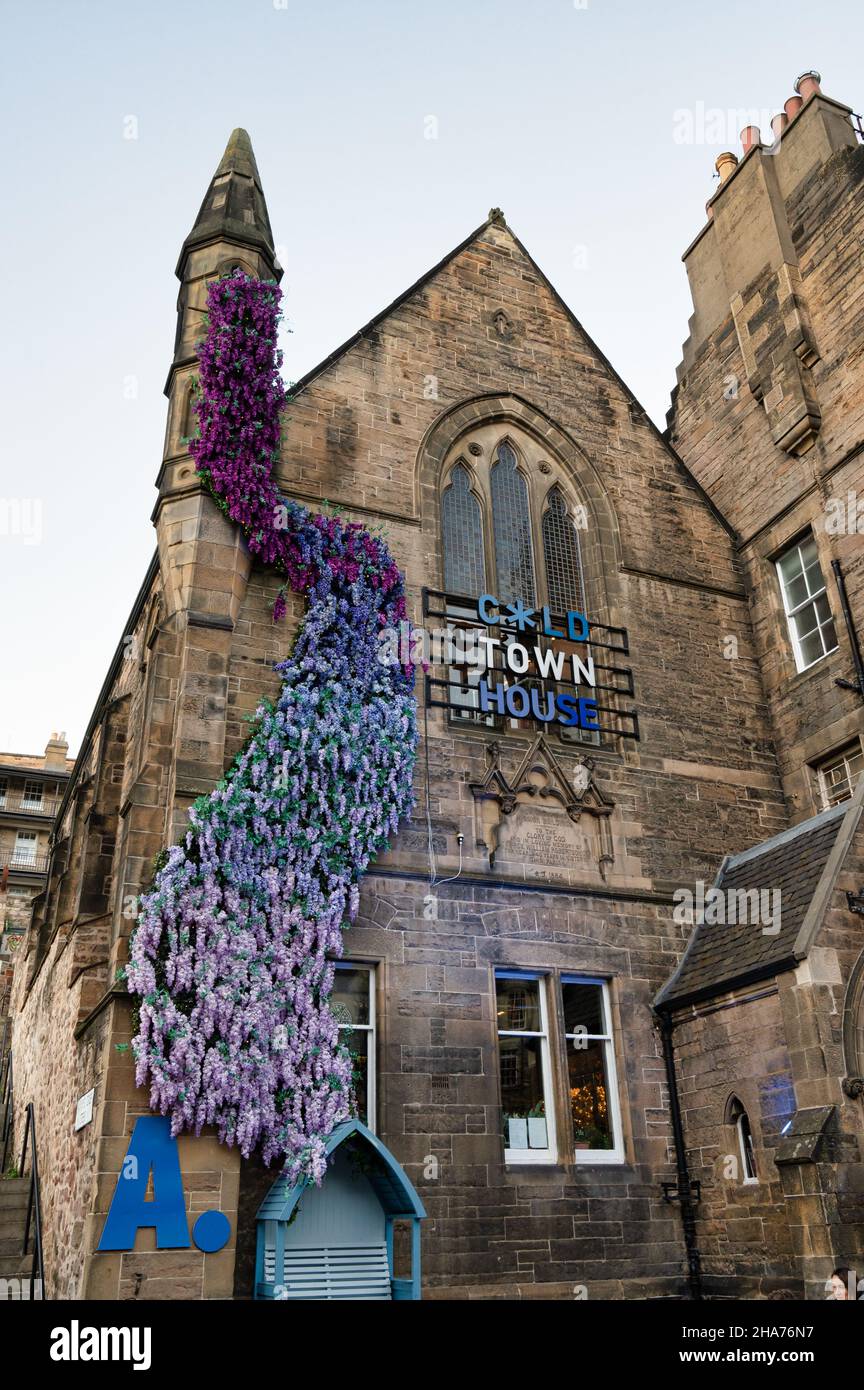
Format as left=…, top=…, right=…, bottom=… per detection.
left=496, top=805, right=594, bottom=867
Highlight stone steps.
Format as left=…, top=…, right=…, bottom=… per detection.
left=0, top=1177, right=43, bottom=1297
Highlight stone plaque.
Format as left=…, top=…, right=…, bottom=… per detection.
left=495, top=804, right=595, bottom=870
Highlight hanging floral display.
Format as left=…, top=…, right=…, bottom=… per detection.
left=126, top=271, right=416, bottom=1183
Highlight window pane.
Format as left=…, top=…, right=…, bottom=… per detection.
left=568, top=1040, right=614, bottom=1150
left=785, top=574, right=808, bottom=610
left=562, top=981, right=606, bottom=1036
left=500, top=1036, right=547, bottom=1147
left=496, top=976, right=542, bottom=1032
left=799, top=630, right=824, bottom=667
left=345, top=1031, right=369, bottom=1125
left=778, top=548, right=803, bottom=584
left=490, top=441, right=536, bottom=604
left=542, top=489, right=586, bottom=614
left=442, top=464, right=486, bottom=597
left=821, top=618, right=837, bottom=653
left=798, top=536, right=818, bottom=569
left=793, top=603, right=818, bottom=640
left=331, top=968, right=370, bottom=1026
left=804, top=562, right=824, bottom=596
left=814, top=593, right=833, bottom=627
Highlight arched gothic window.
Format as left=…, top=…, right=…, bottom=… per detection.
left=440, top=434, right=588, bottom=615
left=490, top=441, right=536, bottom=604
left=438, top=426, right=598, bottom=746
left=725, top=1095, right=759, bottom=1184
left=441, top=464, right=486, bottom=596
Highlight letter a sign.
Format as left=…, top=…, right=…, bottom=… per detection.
left=98, top=1116, right=190, bottom=1250
left=97, top=1115, right=230, bottom=1253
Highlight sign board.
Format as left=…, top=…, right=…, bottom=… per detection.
left=74, top=1088, right=95, bottom=1132
left=423, top=588, right=639, bottom=742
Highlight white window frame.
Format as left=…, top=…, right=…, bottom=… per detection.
left=737, top=1111, right=759, bottom=1185
left=496, top=970, right=557, bottom=1166
left=816, top=741, right=864, bottom=810
left=13, top=830, right=38, bottom=866
left=332, top=961, right=376, bottom=1133
left=0, top=777, right=7, bottom=807
left=776, top=537, right=837, bottom=673
left=22, top=780, right=44, bottom=810
left=562, top=975, right=625, bottom=1166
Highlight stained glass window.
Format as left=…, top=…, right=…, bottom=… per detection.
left=490, top=441, right=536, bottom=604
left=441, top=464, right=486, bottom=596
left=542, top=488, right=586, bottom=614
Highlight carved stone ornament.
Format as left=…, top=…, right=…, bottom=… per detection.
left=469, top=735, right=616, bottom=877
left=492, top=309, right=514, bottom=341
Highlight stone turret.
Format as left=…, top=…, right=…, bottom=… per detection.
left=153, top=130, right=282, bottom=828
left=156, top=128, right=281, bottom=513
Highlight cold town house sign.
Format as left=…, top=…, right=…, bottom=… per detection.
left=422, top=588, right=639, bottom=742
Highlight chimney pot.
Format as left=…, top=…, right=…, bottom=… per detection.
left=784, top=94, right=804, bottom=121
left=715, top=151, right=739, bottom=183
left=795, top=70, right=822, bottom=101
left=770, top=112, right=788, bottom=141
left=740, top=125, right=761, bottom=154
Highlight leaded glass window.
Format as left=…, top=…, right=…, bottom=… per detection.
left=542, top=488, right=586, bottom=614
left=442, top=464, right=486, bottom=596
left=490, top=441, right=536, bottom=604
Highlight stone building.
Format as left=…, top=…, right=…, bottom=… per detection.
left=0, top=733, right=72, bottom=953
left=656, top=69, right=864, bottom=1301
left=3, top=71, right=864, bottom=1301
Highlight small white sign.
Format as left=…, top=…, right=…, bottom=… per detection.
left=74, top=1088, right=95, bottom=1132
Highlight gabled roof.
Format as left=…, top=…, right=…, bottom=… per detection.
left=655, top=797, right=858, bottom=1009
left=286, top=212, right=736, bottom=541
left=256, top=1119, right=426, bottom=1222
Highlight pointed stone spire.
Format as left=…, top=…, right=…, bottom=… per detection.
left=157, top=129, right=282, bottom=514
left=177, top=128, right=278, bottom=276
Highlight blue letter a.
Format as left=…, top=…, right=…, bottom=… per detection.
left=97, top=1116, right=190, bottom=1251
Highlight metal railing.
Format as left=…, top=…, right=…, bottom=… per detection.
left=0, top=853, right=50, bottom=875
left=1, top=1059, right=46, bottom=1299
left=0, top=795, right=61, bottom=819
left=0, top=1038, right=10, bottom=1173
left=18, top=1102, right=45, bottom=1299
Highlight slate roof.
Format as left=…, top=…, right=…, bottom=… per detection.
left=656, top=801, right=848, bottom=1009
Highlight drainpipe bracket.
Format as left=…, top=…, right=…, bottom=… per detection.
left=661, top=1179, right=702, bottom=1204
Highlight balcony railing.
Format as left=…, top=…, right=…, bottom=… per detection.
left=0, top=794, right=61, bottom=819
left=0, top=853, right=50, bottom=875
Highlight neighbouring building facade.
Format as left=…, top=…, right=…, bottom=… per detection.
left=3, top=70, right=864, bottom=1302
left=0, top=734, right=72, bottom=1020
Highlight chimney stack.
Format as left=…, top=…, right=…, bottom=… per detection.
left=44, top=730, right=69, bottom=770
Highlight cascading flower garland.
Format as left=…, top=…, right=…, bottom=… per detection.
left=126, top=271, right=416, bottom=1183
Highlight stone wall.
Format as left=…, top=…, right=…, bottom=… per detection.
left=669, top=985, right=801, bottom=1299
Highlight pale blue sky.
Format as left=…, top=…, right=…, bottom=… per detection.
left=1, top=0, right=861, bottom=755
